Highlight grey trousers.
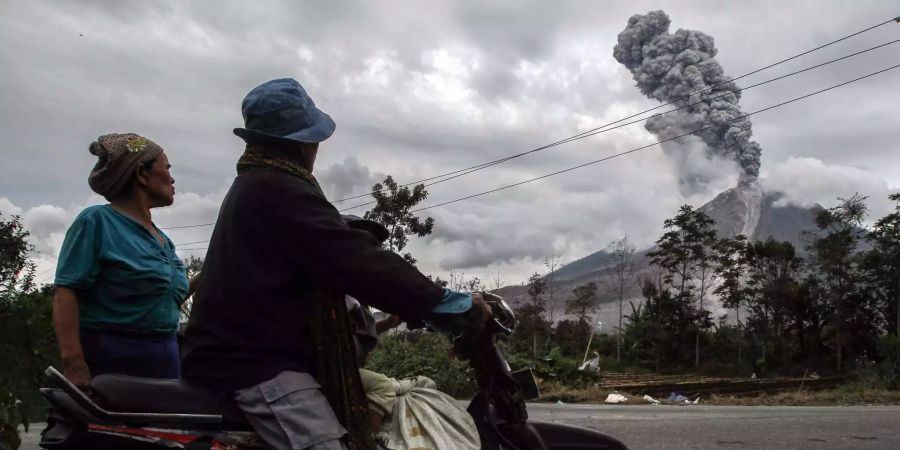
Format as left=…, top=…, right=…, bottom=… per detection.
left=234, top=371, right=347, bottom=450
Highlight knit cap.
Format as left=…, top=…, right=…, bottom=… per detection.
left=88, top=133, right=164, bottom=201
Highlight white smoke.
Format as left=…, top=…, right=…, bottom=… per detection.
left=762, top=157, right=898, bottom=219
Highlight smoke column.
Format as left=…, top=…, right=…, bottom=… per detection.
left=613, top=10, right=762, bottom=181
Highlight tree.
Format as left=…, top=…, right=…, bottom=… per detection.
left=0, top=212, right=54, bottom=446
left=0, top=212, right=35, bottom=299
left=488, top=270, right=505, bottom=292
left=543, top=256, right=562, bottom=323
left=864, top=193, right=900, bottom=340
left=566, top=281, right=599, bottom=364
left=806, top=194, right=879, bottom=371
left=647, top=204, right=718, bottom=369
left=427, top=275, right=449, bottom=288
left=553, top=319, right=592, bottom=357
left=447, top=270, right=484, bottom=293
left=604, top=236, right=637, bottom=363
left=713, top=234, right=748, bottom=364
left=742, top=239, right=812, bottom=369
left=621, top=281, right=673, bottom=371
left=363, top=175, right=434, bottom=266
left=566, top=282, right=598, bottom=325
left=183, top=255, right=204, bottom=277
left=512, top=273, right=550, bottom=360
left=179, top=255, right=204, bottom=322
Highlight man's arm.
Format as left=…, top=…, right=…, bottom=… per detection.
left=271, top=180, right=445, bottom=319
left=375, top=315, right=402, bottom=334
left=53, top=287, right=91, bottom=386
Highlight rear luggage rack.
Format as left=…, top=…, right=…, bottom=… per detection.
left=44, top=366, right=223, bottom=425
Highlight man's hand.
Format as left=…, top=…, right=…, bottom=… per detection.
left=375, top=314, right=403, bottom=334
left=384, top=314, right=402, bottom=329
left=63, top=355, right=92, bottom=388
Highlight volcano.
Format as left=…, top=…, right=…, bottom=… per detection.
left=550, top=184, right=821, bottom=283
left=699, top=182, right=822, bottom=251
left=495, top=185, right=822, bottom=323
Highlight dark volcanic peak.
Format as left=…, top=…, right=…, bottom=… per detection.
left=542, top=185, right=821, bottom=286
left=699, top=182, right=763, bottom=240
left=700, top=183, right=822, bottom=250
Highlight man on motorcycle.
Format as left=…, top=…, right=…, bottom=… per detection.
left=180, top=78, right=488, bottom=450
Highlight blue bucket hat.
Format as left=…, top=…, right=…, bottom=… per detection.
left=233, top=78, right=336, bottom=145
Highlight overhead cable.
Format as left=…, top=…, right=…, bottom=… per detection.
left=407, top=63, right=900, bottom=213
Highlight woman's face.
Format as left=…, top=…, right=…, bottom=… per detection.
left=139, top=152, right=175, bottom=207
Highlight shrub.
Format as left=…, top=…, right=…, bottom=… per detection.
left=366, top=330, right=475, bottom=398
left=506, top=348, right=601, bottom=389
left=0, top=285, right=58, bottom=422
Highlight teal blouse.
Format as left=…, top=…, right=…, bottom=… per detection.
left=55, top=205, right=188, bottom=334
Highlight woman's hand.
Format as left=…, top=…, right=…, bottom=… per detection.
left=63, top=355, right=92, bottom=387
left=53, top=287, right=91, bottom=387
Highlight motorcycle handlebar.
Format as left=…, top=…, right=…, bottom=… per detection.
left=425, top=292, right=548, bottom=450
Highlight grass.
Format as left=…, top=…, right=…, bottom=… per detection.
left=536, top=381, right=900, bottom=406
left=538, top=383, right=653, bottom=405
left=707, top=383, right=900, bottom=406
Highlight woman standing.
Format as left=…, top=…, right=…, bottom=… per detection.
left=53, top=133, right=190, bottom=386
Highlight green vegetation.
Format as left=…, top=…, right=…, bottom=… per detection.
left=0, top=212, right=59, bottom=449
left=1, top=185, right=898, bottom=450
left=368, top=192, right=900, bottom=405
left=366, top=331, right=474, bottom=398
left=610, top=194, right=900, bottom=381
left=363, top=175, right=434, bottom=266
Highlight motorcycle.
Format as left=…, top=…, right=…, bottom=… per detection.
left=39, top=293, right=627, bottom=449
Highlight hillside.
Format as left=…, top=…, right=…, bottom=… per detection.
left=494, top=185, right=822, bottom=327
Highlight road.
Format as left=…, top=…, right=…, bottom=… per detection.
left=528, top=403, right=900, bottom=449
left=19, top=404, right=900, bottom=449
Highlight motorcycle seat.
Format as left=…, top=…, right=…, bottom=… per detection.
left=91, top=374, right=248, bottom=426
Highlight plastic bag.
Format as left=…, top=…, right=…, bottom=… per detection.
left=374, top=375, right=480, bottom=450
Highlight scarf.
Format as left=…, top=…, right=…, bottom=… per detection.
left=236, top=145, right=375, bottom=449
left=236, top=144, right=323, bottom=192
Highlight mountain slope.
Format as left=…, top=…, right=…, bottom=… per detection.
left=496, top=185, right=824, bottom=327
left=553, top=185, right=821, bottom=282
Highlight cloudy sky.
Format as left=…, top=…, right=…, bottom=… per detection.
left=2, top=0, right=898, bottom=286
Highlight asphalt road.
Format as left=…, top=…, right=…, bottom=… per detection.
left=19, top=404, right=900, bottom=449
left=528, top=403, right=900, bottom=450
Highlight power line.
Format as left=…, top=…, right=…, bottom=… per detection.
left=175, top=240, right=209, bottom=247
left=34, top=267, right=54, bottom=279
left=335, top=38, right=900, bottom=212
left=331, top=16, right=899, bottom=205
left=163, top=222, right=216, bottom=230
left=158, top=16, right=899, bottom=228
left=406, top=63, right=900, bottom=213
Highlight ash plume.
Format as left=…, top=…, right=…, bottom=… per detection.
left=613, top=10, right=762, bottom=183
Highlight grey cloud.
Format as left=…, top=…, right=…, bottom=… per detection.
left=762, top=157, right=898, bottom=220
left=318, top=156, right=385, bottom=201
left=0, top=198, right=23, bottom=216
left=3, top=0, right=898, bottom=285
left=22, top=205, right=70, bottom=256
left=455, top=1, right=572, bottom=58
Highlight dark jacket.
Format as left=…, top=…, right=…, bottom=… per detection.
left=181, top=168, right=443, bottom=392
